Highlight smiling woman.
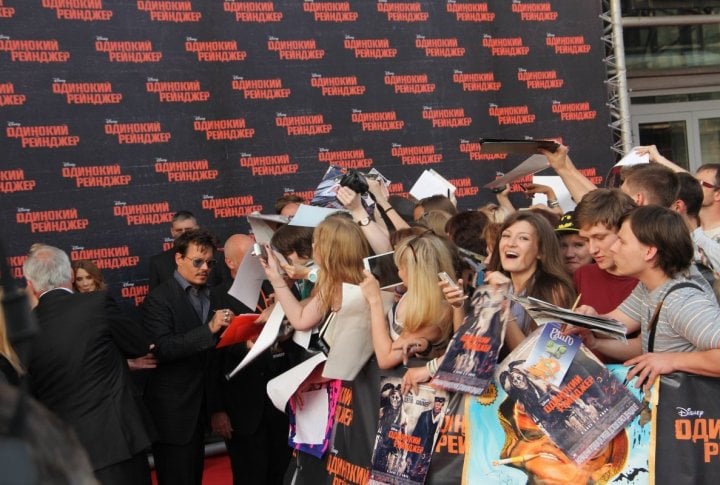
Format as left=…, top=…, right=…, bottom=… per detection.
left=487, top=212, right=576, bottom=349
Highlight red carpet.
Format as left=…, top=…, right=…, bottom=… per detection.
left=151, top=454, right=233, bottom=485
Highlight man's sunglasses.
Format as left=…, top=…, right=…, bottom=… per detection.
left=699, top=180, right=720, bottom=190
left=184, top=257, right=217, bottom=269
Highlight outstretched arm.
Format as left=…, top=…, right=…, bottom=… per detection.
left=540, top=144, right=596, bottom=203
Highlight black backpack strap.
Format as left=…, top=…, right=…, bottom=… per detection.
left=648, top=282, right=702, bottom=353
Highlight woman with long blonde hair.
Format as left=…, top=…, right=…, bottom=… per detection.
left=361, top=231, right=455, bottom=369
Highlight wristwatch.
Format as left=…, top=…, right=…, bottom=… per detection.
left=357, top=217, right=371, bottom=226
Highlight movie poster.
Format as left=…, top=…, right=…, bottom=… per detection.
left=369, top=377, right=449, bottom=485
left=496, top=328, right=641, bottom=464
left=466, top=365, right=651, bottom=484
left=433, top=285, right=507, bottom=395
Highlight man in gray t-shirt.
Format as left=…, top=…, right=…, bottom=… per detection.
left=577, top=206, right=720, bottom=391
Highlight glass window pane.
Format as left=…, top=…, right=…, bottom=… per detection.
left=699, top=117, right=720, bottom=164
left=638, top=120, right=690, bottom=169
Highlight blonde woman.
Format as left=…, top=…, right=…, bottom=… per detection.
left=360, top=232, right=455, bottom=369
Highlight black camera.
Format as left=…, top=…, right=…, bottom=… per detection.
left=339, top=170, right=369, bottom=195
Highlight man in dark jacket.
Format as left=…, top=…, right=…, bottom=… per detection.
left=23, top=245, right=153, bottom=485
left=142, top=229, right=232, bottom=485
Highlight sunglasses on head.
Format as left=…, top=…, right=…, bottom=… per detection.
left=405, top=229, right=434, bottom=262
left=184, top=256, right=217, bottom=269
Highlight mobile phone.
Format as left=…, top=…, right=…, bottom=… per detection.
left=438, top=271, right=458, bottom=289
left=363, top=252, right=402, bottom=289
left=252, top=242, right=268, bottom=260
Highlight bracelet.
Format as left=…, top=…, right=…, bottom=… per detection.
left=382, top=206, right=395, bottom=214
left=273, top=284, right=288, bottom=289
left=426, top=358, right=438, bottom=377
left=547, top=199, right=560, bottom=208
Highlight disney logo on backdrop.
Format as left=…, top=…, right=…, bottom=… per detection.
left=676, top=407, right=704, bottom=418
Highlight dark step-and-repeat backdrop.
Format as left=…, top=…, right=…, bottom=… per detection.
left=1, top=0, right=613, bottom=311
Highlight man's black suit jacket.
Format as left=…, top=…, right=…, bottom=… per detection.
left=142, top=276, right=217, bottom=445
left=29, top=289, right=152, bottom=470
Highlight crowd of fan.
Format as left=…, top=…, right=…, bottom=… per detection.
left=3, top=143, right=720, bottom=484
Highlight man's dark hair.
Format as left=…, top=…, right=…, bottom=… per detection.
left=274, top=194, right=305, bottom=215
left=270, top=225, right=314, bottom=259
left=172, top=210, right=196, bottom=223
left=574, top=189, right=637, bottom=231
left=621, top=164, right=679, bottom=208
left=173, top=228, right=218, bottom=257
left=697, top=163, right=720, bottom=186
left=445, top=211, right=489, bottom=256
left=676, top=172, right=703, bottom=221
left=621, top=206, right=693, bottom=278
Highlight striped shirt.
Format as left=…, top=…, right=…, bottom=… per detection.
left=618, top=275, right=720, bottom=353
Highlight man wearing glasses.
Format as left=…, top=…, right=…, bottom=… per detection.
left=142, top=228, right=234, bottom=485
left=696, top=163, right=720, bottom=239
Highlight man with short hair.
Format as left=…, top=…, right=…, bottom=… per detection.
left=206, top=233, right=292, bottom=485
left=578, top=206, right=720, bottom=390
left=24, top=245, right=152, bottom=484
left=148, top=211, right=199, bottom=289
left=696, top=163, right=720, bottom=236
left=620, top=163, right=679, bottom=208
left=142, top=229, right=233, bottom=485
left=274, top=194, right=305, bottom=218
left=572, top=189, right=638, bottom=314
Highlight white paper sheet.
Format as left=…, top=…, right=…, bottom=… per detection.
left=227, top=249, right=266, bottom=310
left=409, top=169, right=456, bottom=201
left=532, top=175, right=576, bottom=212
left=226, top=303, right=285, bottom=379
left=615, top=147, right=649, bottom=167
left=267, top=352, right=327, bottom=411
left=288, top=204, right=347, bottom=228
left=294, top=388, right=329, bottom=445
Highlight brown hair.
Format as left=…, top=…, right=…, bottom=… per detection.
left=487, top=212, right=575, bottom=307
left=621, top=206, right=694, bottom=278
left=71, top=259, right=106, bottom=292
left=621, top=164, right=679, bottom=208
left=574, top=188, right=636, bottom=231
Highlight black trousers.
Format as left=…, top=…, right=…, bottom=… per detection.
left=226, top=403, right=291, bottom=485
left=152, top=422, right=205, bottom=485
left=94, top=451, right=151, bottom=485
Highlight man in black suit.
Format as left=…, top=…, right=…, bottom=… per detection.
left=142, top=229, right=233, bottom=485
left=412, top=396, right=446, bottom=455
left=148, top=210, right=199, bottom=290
left=23, top=245, right=153, bottom=485
left=206, top=234, right=292, bottom=485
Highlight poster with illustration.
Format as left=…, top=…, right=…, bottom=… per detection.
left=465, top=364, right=650, bottom=484
left=369, top=377, right=449, bottom=485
